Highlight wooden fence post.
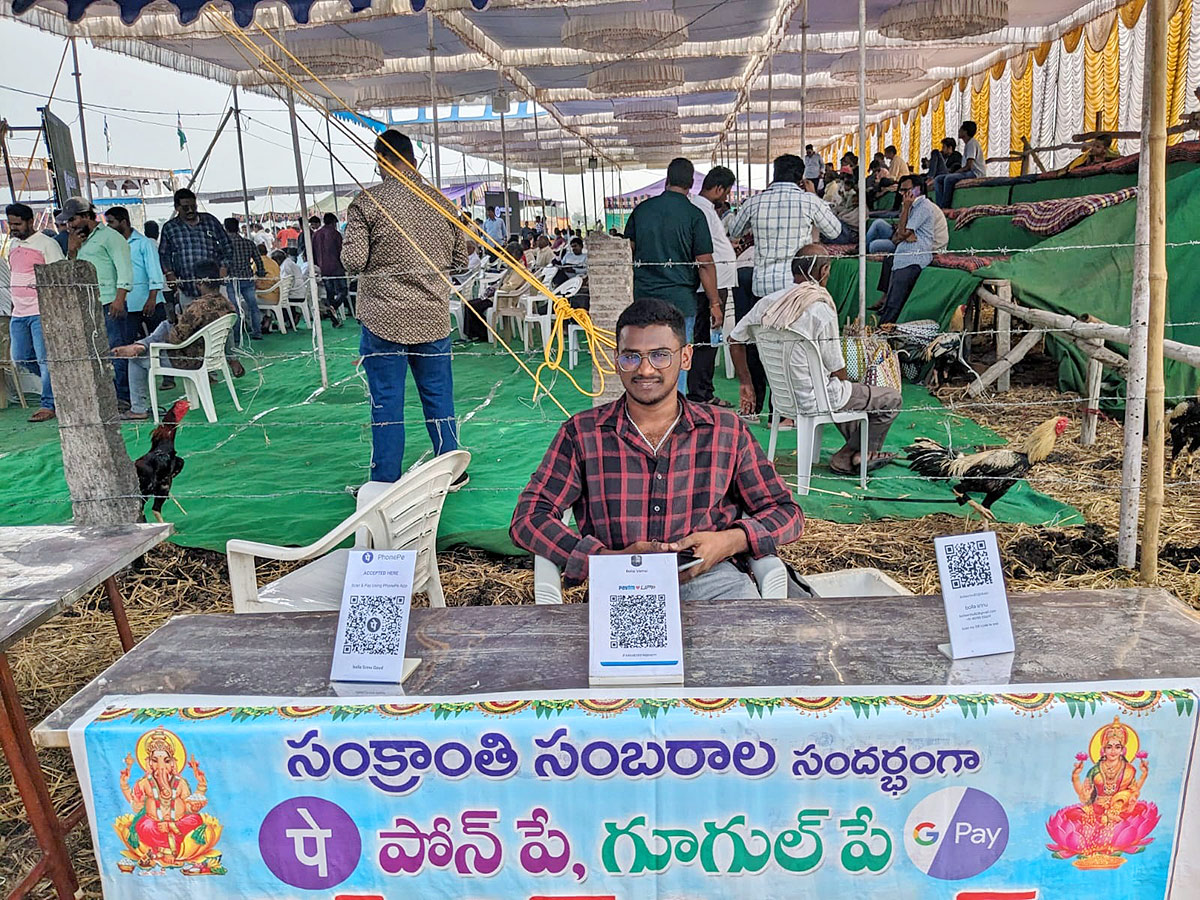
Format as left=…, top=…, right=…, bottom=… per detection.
left=585, top=232, right=633, bottom=407
left=35, top=260, right=142, bottom=525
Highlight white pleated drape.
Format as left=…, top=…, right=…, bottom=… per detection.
left=919, top=104, right=932, bottom=167
left=1054, top=40, right=1085, bottom=169
left=989, top=66, right=1011, bottom=177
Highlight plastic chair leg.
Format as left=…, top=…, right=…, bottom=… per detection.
left=859, top=416, right=869, bottom=490
left=223, top=361, right=243, bottom=412
left=425, top=567, right=447, bottom=609
left=795, top=419, right=816, bottom=496
left=149, top=368, right=161, bottom=423
left=767, top=409, right=780, bottom=462
left=194, top=373, right=218, bottom=423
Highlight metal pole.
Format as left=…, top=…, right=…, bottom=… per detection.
left=500, top=109, right=511, bottom=236
left=533, top=107, right=547, bottom=227
left=591, top=162, right=598, bottom=230
left=232, top=86, right=253, bottom=229
left=427, top=11, right=442, bottom=190
left=1141, top=0, right=1169, bottom=584
left=559, top=143, right=570, bottom=229
left=285, top=87, right=328, bottom=388
left=800, top=0, right=808, bottom=153
left=1, top=130, right=16, bottom=205
left=734, top=108, right=741, bottom=190
left=325, top=113, right=339, bottom=214
left=744, top=88, right=752, bottom=192
left=766, top=56, right=774, bottom=181
left=70, top=36, right=93, bottom=201
left=579, top=160, right=588, bottom=233
left=856, top=0, right=867, bottom=323
left=185, top=108, right=234, bottom=190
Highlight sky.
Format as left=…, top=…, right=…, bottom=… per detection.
left=0, top=18, right=749, bottom=225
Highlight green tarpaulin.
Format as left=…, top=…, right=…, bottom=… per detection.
left=826, top=258, right=980, bottom=328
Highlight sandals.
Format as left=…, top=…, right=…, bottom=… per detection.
left=706, top=397, right=734, bottom=409
left=830, top=452, right=898, bottom=475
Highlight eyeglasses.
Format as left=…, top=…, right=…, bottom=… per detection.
left=616, top=348, right=681, bottom=372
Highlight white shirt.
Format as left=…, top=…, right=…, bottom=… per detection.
left=963, top=138, right=985, bottom=177
left=729, top=285, right=852, bottom=415
left=689, top=193, right=737, bottom=290
left=804, top=152, right=823, bottom=181
left=280, top=256, right=307, bottom=300
left=559, top=248, right=587, bottom=275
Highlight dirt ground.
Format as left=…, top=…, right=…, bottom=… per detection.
left=2, top=350, right=1198, bottom=896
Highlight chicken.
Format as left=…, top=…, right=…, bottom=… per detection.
left=923, top=332, right=978, bottom=388
left=904, top=415, right=1070, bottom=520
left=134, top=399, right=189, bottom=523
left=1168, top=398, right=1200, bottom=465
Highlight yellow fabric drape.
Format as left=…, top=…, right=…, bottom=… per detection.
left=942, top=83, right=954, bottom=103
left=1034, top=41, right=1053, bottom=66
left=891, top=116, right=902, bottom=154
left=1083, top=17, right=1120, bottom=132
left=932, top=94, right=946, bottom=146
left=908, top=107, right=921, bottom=171
left=1063, top=25, right=1084, bottom=53
left=1010, top=56, right=1034, bottom=176
left=971, top=74, right=990, bottom=158
left=1166, top=0, right=1192, bottom=144
left=991, top=59, right=1008, bottom=80
left=1119, top=0, right=1146, bottom=28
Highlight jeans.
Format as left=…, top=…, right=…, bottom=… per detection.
left=734, top=269, right=768, bottom=414
left=10, top=315, right=53, bottom=409
left=360, top=325, right=459, bottom=483
left=828, top=222, right=858, bottom=246
left=324, top=276, right=349, bottom=314
left=687, top=289, right=724, bottom=403
left=680, top=315, right=695, bottom=392
left=104, top=305, right=138, bottom=404
left=934, top=170, right=976, bottom=208
left=879, top=263, right=924, bottom=324
left=229, top=278, right=261, bottom=339
left=865, top=219, right=896, bottom=254
left=127, top=321, right=171, bottom=415
left=679, top=561, right=760, bottom=603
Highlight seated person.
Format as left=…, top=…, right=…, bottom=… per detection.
left=729, top=246, right=902, bottom=475
left=112, top=260, right=242, bottom=420
left=464, top=240, right=525, bottom=343
left=926, top=138, right=963, bottom=178
left=255, top=244, right=282, bottom=332
left=511, top=297, right=804, bottom=602
left=864, top=173, right=948, bottom=256
left=869, top=174, right=941, bottom=324
left=525, top=234, right=554, bottom=271
left=1063, top=134, right=1121, bottom=173
left=557, top=236, right=588, bottom=277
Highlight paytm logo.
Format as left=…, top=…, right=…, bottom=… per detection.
left=904, top=788, right=1009, bottom=880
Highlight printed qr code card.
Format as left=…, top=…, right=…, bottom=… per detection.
left=587, top=553, right=684, bottom=686
left=934, top=531, right=1014, bottom=661
left=330, top=549, right=419, bottom=684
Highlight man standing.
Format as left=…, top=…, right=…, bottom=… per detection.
left=342, top=129, right=468, bottom=485
left=687, top=166, right=744, bottom=410
left=6, top=202, right=62, bottom=421
left=159, top=188, right=231, bottom=307
left=276, top=220, right=299, bottom=250
left=873, top=175, right=940, bottom=324
left=312, top=212, right=348, bottom=316
left=727, top=154, right=844, bottom=303
left=250, top=222, right=272, bottom=253
left=510, top=298, right=804, bottom=601
left=223, top=217, right=266, bottom=342
left=933, top=121, right=986, bottom=208
left=803, top=144, right=823, bottom=184
left=483, top=205, right=507, bottom=251
left=105, top=207, right=164, bottom=342
left=62, top=197, right=135, bottom=405
left=624, top=157, right=722, bottom=392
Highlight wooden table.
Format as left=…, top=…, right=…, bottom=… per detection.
left=36, top=586, right=1200, bottom=750
left=0, top=523, right=171, bottom=900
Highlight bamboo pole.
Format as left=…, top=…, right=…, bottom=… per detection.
left=800, top=0, right=808, bottom=154
left=285, top=87, right=328, bottom=389
left=233, top=86, right=253, bottom=228
left=1141, top=0, right=1169, bottom=585
left=856, top=0, right=867, bottom=323
left=427, top=11, right=442, bottom=190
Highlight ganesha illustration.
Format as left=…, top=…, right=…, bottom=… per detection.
left=1045, top=716, right=1160, bottom=869
left=112, top=726, right=225, bottom=874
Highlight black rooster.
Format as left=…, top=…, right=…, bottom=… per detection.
left=1168, top=398, right=1200, bottom=463
left=134, top=399, right=190, bottom=523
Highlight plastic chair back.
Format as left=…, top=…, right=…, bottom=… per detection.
left=201, top=315, right=237, bottom=370
left=555, top=276, right=584, bottom=300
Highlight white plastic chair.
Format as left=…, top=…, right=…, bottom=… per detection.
left=527, top=276, right=583, bottom=352
left=755, top=328, right=868, bottom=496
left=448, top=272, right=478, bottom=338
left=531, top=513, right=788, bottom=604
left=227, top=450, right=470, bottom=613
left=255, top=283, right=289, bottom=335
left=283, top=293, right=313, bottom=330
left=148, top=313, right=242, bottom=424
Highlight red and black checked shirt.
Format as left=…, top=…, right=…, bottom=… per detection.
left=510, top=395, right=804, bottom=584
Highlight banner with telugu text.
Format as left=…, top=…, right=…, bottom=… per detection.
left=72, top=688, right=1200, bottom=899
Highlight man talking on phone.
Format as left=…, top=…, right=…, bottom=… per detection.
left=510, top=298, right=803, bottom=602
left=870, top=174, right=944, bottom=325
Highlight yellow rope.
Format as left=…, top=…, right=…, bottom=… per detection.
left=529, top=295, right=617, bottom=401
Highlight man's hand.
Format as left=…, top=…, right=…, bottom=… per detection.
left=676, top=529, right=749, bottom=583
left=598, top=539, right=680, bottom=555
left=67, top=228, right=83, bottom=256
left=709, top=303, right=724, bottom=330
left=110, top=296, right=126, bottom=318
left=112, top=343, right=147, bottom=359
left=738, top=382, right=757, bottom=416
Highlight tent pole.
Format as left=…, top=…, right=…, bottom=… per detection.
left=1140, top=0, right=1169, bottom=584
left=286, top=87, right=328, bottom=389
left=856, top=0, right=867, bottom=323
left=1118, top=0, right=1158, bottom=569
left=766, top=56, right=773, bottom=181
left=232, top=86, right=253, bottom=229
left=70, top=36, right=93, bottom=201
left=325, top=113, right=338, bottom=215
left=579, top=159, right=588, bottom=233
left=800, top=0, right=808, bottom=154
left=744, top=89, right=752, bottom=192
left=734, top=104, right=741, bottom=190
left=533, top=106, right=546, bottom=228
left=559, top=143, right=569, bottom=229
left=590, top=160, right=598, bottom=231
left=427, top=11, right=442, bottom=190
left=500, top=108, right=512, bottom=236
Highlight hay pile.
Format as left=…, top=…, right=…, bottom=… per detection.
left=2, top=380, right=1198, bottom=896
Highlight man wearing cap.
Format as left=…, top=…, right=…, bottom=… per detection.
left=62, top=197, right=135, bottom=405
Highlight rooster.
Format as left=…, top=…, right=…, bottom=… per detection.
left=134, top=399, right=189, bottom=523
left=904, top=415, right=1070, bottom=520
left=923, top=332, right=978, bottom=388
left=1168, top=398, right=1200, bottom=468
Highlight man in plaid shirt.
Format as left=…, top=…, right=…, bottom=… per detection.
left=159, top=188, right=232, bottom=307
left=224, top=217, right=267, bottom=342
left=727, top=154, right=847, bottom=300
left=511, top=298, right=803, bottom=601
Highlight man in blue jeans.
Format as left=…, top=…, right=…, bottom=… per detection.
left=342, top=129, right=469, bottom=485
left=224, top=217, right=266, bottom=342
left=933, top=120, right=986, bottom=209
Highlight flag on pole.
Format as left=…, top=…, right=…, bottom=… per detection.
left=176, top=112, right=187, bottom=150
left=103, top=116, right=111, bottom=158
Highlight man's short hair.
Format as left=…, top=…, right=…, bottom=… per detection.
left=772, top=153, right=806, bottom=185
left=486, top=206, right=495, bottom=214
left=899, top=173, right=926, bottom=193
left=961, top=120, right=978, bottom=138
left=6, top=202, right=34, bottom=221
left=665, top=157, right=694, bottom=189
left=570, top=236, right=583, bottom=248
left=376, top=129, right=415, bottom=167
left=884, top=145, right=898, bottom=155
left=701, top=166, right=735, bottom=192
left=144, top=220, right=159, bottom=240
left=224, top=217, right=240, bottom=233
left=323, top=212, right=338, bottom=226
left=270, top=249, right=287, bottom=262
left=616, top=298, right=686, bottom=346
left=193, top=259, right=222, bottom=287
left=173, top=188, right=196, bottom=206
left=792, top=245, right=832, bottom=281
left=106, top=206, right=131, bottom=224
left=805, top=144, right=814, bottom=153
left=941, top=137, right=957, bottom=151
left=868, top=159, right=884, bottom=173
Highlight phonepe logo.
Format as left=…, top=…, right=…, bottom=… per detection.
left=904, top=787, right=1009, bottom=880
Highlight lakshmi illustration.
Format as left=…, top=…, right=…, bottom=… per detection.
left=112, top=726, right=225, bottom=874
left=1045, top=716, right=1161, bottom=869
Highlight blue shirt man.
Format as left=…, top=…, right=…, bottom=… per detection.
left=878, top=177, right=938, bottom=324
left=482, top=206, right=507, bottom=249
left=104, top=207, right=165, bottom=314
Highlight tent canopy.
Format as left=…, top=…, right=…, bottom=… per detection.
left=5, top=0, right=1125, bottom=171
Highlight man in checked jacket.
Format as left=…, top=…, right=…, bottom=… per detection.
left=511, top=298, right=804, bottom=602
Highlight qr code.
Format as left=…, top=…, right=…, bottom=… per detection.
left=609, top=594, right=668, bottom=649
left=945, top=540, right=993, bottom=591
left=341, top=594, right=406, bottom=655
